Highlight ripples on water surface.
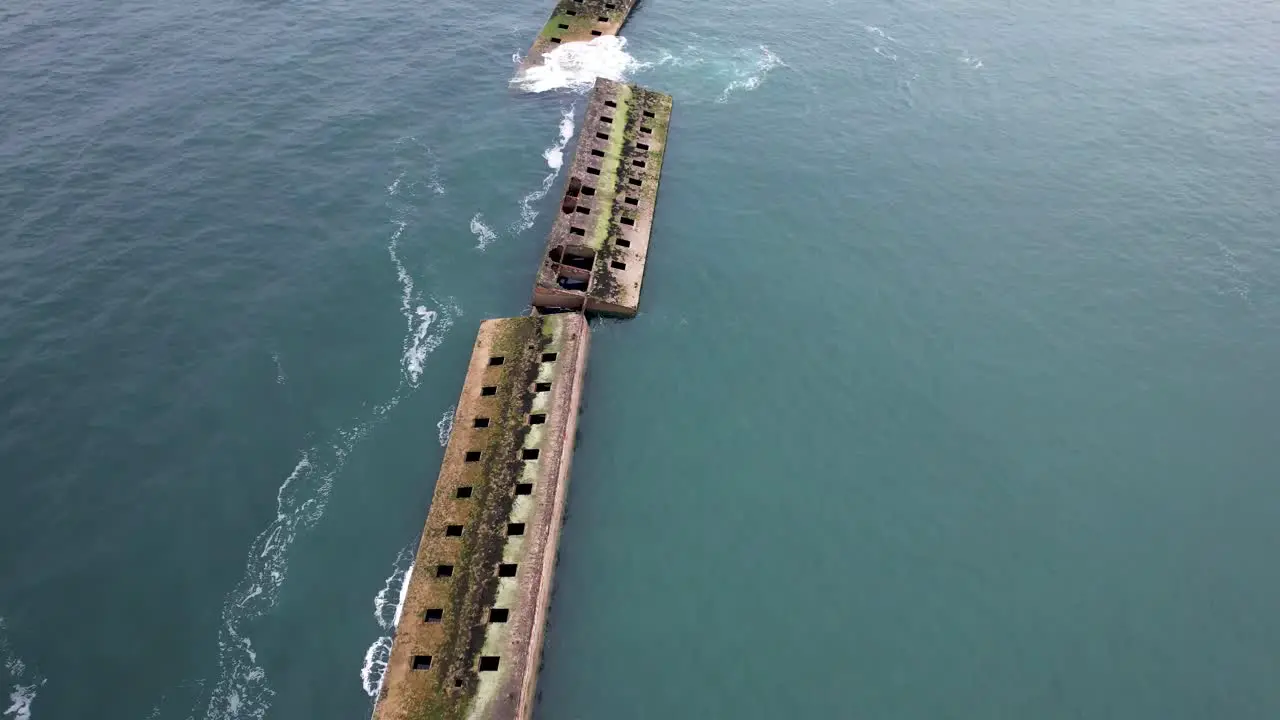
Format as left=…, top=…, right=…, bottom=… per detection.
left=0, top=0, right=1277, bottom=718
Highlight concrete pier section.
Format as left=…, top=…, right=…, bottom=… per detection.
left=522, top=0, right=639, bottom=69
left=532, top=78, right=673, bottom=317
left=373, top=314, right=590, bottom=720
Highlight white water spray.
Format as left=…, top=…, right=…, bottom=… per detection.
left=512, top=36, right=647, bottom=93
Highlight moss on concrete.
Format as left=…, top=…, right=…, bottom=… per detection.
left=377, top=316, right=590, bottom=720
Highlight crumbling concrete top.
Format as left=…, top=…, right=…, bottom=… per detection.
left=374, top=314, right=590, bottom=720
left=522, top=0, right=639, bottom=69
left=532, top=78, right=673, bottom=317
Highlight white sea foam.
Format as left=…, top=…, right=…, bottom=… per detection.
left=387, top=215, right=462, bottom=387
left=716, top=45, right=785, bottom=103
left=437, top=405, right=455, bottom=447
left=3, top=685, right=35, bottom=720
left=865, top=25, right=901, bottom=44
left=270, top=352, right=285, bottom=385
left=199, top=145, right=458, bottom=719
left=470, top=213, right=498, bottom=251
left=1, top=619, right=43, bottom=720
left=512, top=36, right=647, bottom=93
left=510, top=106, right=576, bottom=236
left=373, top=546, right=414, bottom=631
left=361, top=548, right=416, bottom=697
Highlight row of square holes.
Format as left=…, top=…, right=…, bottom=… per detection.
left=407, top=346, right=563, bottom=675
left=550, top=2, right=620, bottom=43
left=565, top=101, right=661, bottom=268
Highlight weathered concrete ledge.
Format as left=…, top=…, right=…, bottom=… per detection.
left=374, top=314, right=590, bottom=720
left=522, top=0, right=638, bottom=69
left=532, top=78, right=673, bottom=317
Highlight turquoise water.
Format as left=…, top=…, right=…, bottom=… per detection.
left=2, top=0, right=1278, bottom=718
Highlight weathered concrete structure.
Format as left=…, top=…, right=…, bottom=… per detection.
left=374, top=314, right=590, bottom=720
left=522, top=0, right=639, bottom=69
left=532, top=78, right=672, bottom=317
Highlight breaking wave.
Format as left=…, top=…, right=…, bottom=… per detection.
left=1, top=619, right=43, bottom=720
left=512, top=36, right=647, bottom=93
left=361, top=548, right=416, bottom=698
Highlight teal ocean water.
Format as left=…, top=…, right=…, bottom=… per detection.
left=2, top=0, right=1278, bottom=718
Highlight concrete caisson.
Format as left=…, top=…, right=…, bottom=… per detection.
left=533, top=78, right=673, bottom=317
left=373, top=314, right=590, bottom=720
left=522, top=0, right=639, bottom=70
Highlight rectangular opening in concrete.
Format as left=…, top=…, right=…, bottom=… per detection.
left=621, top=216, right=635, bottom=225
left=587, top=167, right=601, bottom=175
left=575, top=206, right=590, bottom=214
left=473, top=417, right=490, bottom=428
left=625, top=196, right=639, bottom=205
left=581, top=186, right=596, bottom=196
left=479, top=657, right=500, bottom=672
left=445, top=524, right=463, bottom=537
left=550, top=37, right=561, bottom=44
left=641, top=126, right=652, bottom=134
left=596, top=132, right=609, bottom=140
left=629, top=178, right=643, bottom=187
left=489, top=608, right=509, bottom=623
left=516, top=483, right=533, bottom=495
left=611, top=260, right=627, bottom=270
left=637, top=142, right=650, bottom=150
left=565, top=9, right=576, bottom=14
left=617, top=238, right=631, bottom=247
left=424, top=608, right=443, bottom=622
left=591, top=30, right=601, bottom=36
left=522, top=448, right=540, bottom=460
left=550, top=245, right=595, bottom=269
left=591, top=149, right=605, bottom=157
left=412, top=655, right=432, bottom=671
left=633, top=159, right=646, bottom=168
left=605, top=2, right=616, bottom=7
left=529, top=413, right=546, bottom=425
left=542, top=352, right=558, bottom=362
left=557, top=23, right=568, bottom=29
left=465, top=451, right=482, bottom=462
left=556, top=275, right=588, bottom=291
left=569, top=226, right=586, bottom=236
left=498, top=563, right=518, bottom=577
left=536, top=382, right=551, bottom=392
left=601, top=116, right=613, bottom=124
left=597, top=16, right=609, bottom=21
left=481, top=386, right=497, bottom=396
left=436, top=564, right=453, bottom=577
left=604, top=100, right=616, bottom=108
left=489, top=356, right=504, bottom=366
left=644, top=110, right=656, bottom=118
left=456, top=486, right=473, bottom=498
left=507, top=523, right=525, bottom=536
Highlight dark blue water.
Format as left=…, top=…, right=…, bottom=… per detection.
left=2, top=0, right=1278, bottom=718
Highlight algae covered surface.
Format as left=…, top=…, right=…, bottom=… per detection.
left=379, top=316, right=570, bottom=720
